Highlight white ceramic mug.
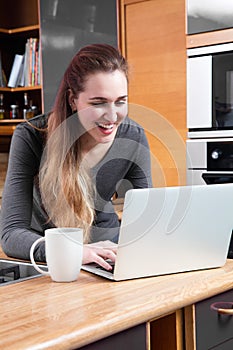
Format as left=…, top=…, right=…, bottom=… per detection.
left=30, top=228, right=83, bottom=282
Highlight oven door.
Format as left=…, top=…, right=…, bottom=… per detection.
left=202, top=173, right=233, bottom=184
left=187, top=45, right=233, bottom=133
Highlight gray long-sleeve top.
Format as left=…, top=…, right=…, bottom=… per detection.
left=0, top=114, right=152, bottom=262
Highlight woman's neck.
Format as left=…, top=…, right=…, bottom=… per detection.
left=80, top=133, right=114, bottom=168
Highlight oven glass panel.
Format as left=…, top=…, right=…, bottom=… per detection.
left=202, top=173, right=233, bottom=184
left=213, top=53, right=233, bottom=129
left=207, top=142, right=233, bottom=170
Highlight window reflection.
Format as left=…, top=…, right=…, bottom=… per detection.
left=40, top=0, right=118, bottom=112
left=187, top=0, right=233, bottom=34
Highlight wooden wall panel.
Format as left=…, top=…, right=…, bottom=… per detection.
left=0, top=0, right=38, bottom=28
left=123, top=0, right=187, bottom=187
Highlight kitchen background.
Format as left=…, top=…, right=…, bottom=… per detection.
left=1, top=0, right=233, bottom=201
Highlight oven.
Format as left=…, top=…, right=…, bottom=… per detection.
left=187, top=138, right=233, bottom=257
left=187, top=43, right=233, bottom=138
left=187, top=139, right=233, bottom=185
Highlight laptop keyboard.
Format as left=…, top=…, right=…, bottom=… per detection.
left=96, top=262, right=115, bottom=274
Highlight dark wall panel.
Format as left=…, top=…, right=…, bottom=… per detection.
left=40, top=0, right=118, bottom=112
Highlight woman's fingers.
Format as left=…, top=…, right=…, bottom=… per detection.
left=94, top=254, right=114, bottom=270
left=101, top=249, right=116, bottom=262
left=82, top=244, right=117, bottom=270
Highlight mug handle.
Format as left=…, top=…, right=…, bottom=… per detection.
left=30, top=237, right=50, bottom=276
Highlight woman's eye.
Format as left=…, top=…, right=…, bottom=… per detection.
left=90, top=100, right=127, bottom=107
left=116, top=100, right=126, bottom=105
left=91, top=102, right=107, bottom=106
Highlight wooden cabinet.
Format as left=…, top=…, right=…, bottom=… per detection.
left=0, top=0, right=42, bottom=116
left=187, top=27, right=233, bottom=49
left=0, top=0, right=42, bottom=151
left=185, top=289, right=233, bottom=350
left=120, top=0, right=187, bottom=187
left=186, top=2, right=233, bottom=49
left=79, top=311, right=183, bottom=350
left=0, top=0, right=119, bottom=152
left=149, top=311, right=183, bottom=350
left=79, top=323, right=147, bottom=350
left=186, top=28, right=233, bottom=49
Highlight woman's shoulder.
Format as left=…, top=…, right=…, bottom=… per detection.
left=18, top=114, right=48, bottom=131
left=28, top=113, right=48, bottom=128
left=13, top=114, right=48, bottom=148
left=14, top=114, right=48, bottom=138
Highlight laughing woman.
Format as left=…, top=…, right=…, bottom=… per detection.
left=0, top=44, right=152, bottom=270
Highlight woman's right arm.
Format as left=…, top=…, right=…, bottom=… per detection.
left=1, top=125, right=116, bottom=266
left=0, top=124, right=46, bottom=262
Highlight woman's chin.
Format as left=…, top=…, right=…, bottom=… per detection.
left=94, top=127, right=117, bottom=143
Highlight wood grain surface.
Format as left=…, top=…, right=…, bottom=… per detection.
left=1, top=247, right=233, bottom=349
left=123, top=0, right=187, bottom=187
left=186, top=28, right=233, bottom=48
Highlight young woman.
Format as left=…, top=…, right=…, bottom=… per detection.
left=1, top=44, right=152, bottom=270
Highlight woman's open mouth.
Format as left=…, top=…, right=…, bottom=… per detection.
left=96, top=122, right=115, bottom=134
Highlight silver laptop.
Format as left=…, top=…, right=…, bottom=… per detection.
left=82, top=184, right=233, bottom=281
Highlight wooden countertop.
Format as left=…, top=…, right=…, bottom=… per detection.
left=1, top=247, right=233, bottom=350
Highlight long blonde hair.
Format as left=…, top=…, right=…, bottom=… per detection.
left=39, top=44, right=128, bottom=243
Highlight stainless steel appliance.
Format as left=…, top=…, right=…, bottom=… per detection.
left=187, top=138, right=233, bottom=258
left=0, top=259, right=44, bottom=286
left=187, top=43, right=233, bottom=138
left=187, top=138, right=233, bottom=185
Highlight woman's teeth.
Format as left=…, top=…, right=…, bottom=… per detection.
left=97, top=123, right=113, bottom=129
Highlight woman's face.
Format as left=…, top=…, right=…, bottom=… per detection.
left=73, top=70, right=128, bottom=145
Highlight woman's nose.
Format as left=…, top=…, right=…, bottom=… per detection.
left=105, top=104, right=117, bottom=122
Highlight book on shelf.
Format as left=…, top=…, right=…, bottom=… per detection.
left=0, top=51, right=7, bottom=87
left=0, top=51, right=5, bottom=87
left=1, top=69, right=7, bottom=87
left=24, top=38, right=41, bottom=87
left=16, top=55, right=25, bottom=87
left=7, top=54, right=24, bottom=88
left=6, top=38, right=41, bottom=89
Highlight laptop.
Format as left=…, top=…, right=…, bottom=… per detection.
left=82, top=184, right=233, bottom=281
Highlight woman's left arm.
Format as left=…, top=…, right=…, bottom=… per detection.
left=121, top=129, right=153, bottom=191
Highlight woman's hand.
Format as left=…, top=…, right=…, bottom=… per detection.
left=82, top=240, right=117, bottom=270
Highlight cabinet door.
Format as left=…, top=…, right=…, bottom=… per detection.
left=150, top=311, right=183, bottom=350
left=78, top=323, right=147, bottom=350
left=195, top=290, right=233, bottom=350
left=122, top=0, right=186, bottom=187
left=0, top=0, right=41, bottom=112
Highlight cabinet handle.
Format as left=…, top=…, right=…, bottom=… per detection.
left=211, top=302, right=233, bottom=315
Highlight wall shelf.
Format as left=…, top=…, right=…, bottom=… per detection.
left=0, top=119, right=25, bottom=123
left=0, top=0, right=41, bottom=150
left=0, top=25, right=39, bottom=35
left=0, top=86, right=42, bottom=92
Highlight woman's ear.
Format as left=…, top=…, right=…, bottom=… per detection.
left=68, top=89, right=77, bottom=112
